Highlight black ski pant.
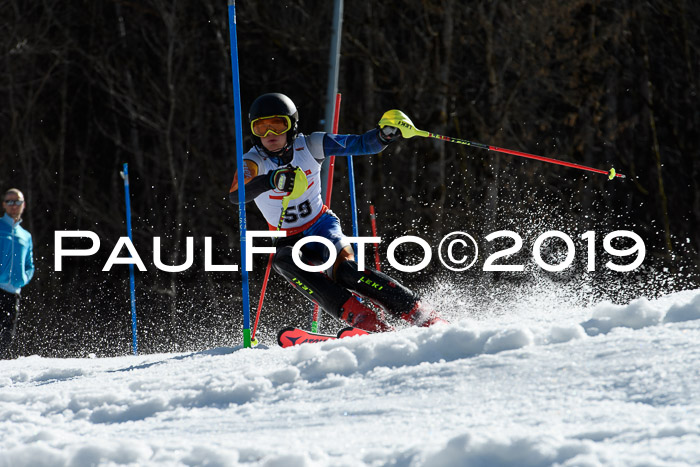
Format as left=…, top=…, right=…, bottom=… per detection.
left=0, top=290, right=20, bottom=359
left=271, top=245, right=418, bottom=320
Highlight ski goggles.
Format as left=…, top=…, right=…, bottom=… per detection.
left=251, top=115, right=292, bottom=138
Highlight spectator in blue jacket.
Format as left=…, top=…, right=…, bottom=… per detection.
left=1, top=188, right=34, bottom=359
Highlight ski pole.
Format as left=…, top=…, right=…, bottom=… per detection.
left=251, top=168, right=308, bottom=345
left=253, top=256, right=274, bottom=346
left=378, top=110, right=625, bottom=180
left=312, top=93, right=342, bottom=333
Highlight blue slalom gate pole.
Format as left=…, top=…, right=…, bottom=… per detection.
left=227, top=0, right=252, bottom=348
left=120, top=163, right=138, bottom=355
left=346, top=156, right=360, bottom=255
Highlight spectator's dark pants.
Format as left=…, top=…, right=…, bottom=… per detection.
left=0, top=290, right=20, bottom=359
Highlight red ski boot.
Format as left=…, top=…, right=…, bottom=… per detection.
left=401, top=301, right=448, bottom=327
left=340, top=297, right=393, bottom=333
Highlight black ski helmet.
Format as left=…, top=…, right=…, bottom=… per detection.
left=248, top=93, right=299, bottom=153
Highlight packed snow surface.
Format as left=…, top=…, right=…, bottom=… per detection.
left=2, top=289, right=700, bottom=466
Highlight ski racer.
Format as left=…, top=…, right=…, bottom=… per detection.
left=229, top=93, right=444, bottom=332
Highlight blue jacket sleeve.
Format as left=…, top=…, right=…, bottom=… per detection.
left=320, top=129, right=387, bottom=157
left=24, top=237, right=34, bottom=283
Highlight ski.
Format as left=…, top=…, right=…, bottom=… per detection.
left=277, top=326, right=370, bottom=348
left=277, top=327, right=336, bottom=347
left=337, top=327, right=370, bottom=339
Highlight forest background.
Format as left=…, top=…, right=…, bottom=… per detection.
left=1, top=0, right=698, bottom=356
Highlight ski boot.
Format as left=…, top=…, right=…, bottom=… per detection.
left=340, top=296, right=393, bottom=333
left=401, top=301, right=448, bottom=327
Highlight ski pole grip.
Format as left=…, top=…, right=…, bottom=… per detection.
left=282, top=167, right=309, bottom=203
left=378, top=110, right=429, bottom=139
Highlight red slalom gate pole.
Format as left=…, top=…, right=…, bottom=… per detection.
left=311, top=93, right=342, bottom=333
left=369, top=205, right=381, bottom=271
left=323, top=93, right=342, bottom=205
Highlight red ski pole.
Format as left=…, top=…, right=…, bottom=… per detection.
left=251, top=169, right=308, bottom=344
left=379, top=110, right=625, bottom=180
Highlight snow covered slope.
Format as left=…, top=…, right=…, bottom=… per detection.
left=1, top=290, right=699, bottom=466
